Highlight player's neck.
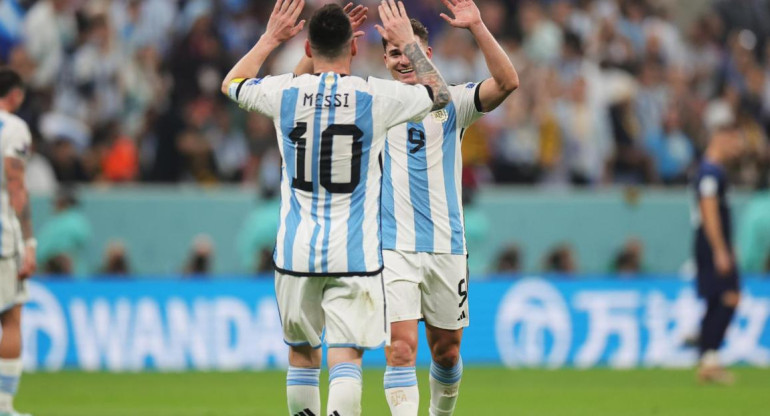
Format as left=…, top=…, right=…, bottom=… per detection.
left=312, top=59, right=351, bottom=76
left=0, top=101, right=11, bottom=113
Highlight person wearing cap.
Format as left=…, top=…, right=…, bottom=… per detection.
left=691, top=102, right=745, bottom=384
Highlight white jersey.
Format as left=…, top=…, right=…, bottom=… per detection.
left=0, top=111, right=31, bottom=258
left=228, top=72, right=433, bottom=276
left=382, top=82, right=484, bottom=255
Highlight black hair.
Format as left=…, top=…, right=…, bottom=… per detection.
left=309, top=4, right=353, bottom=59
left=0, top=67, right=23, bottom=98
left=381, top=19, right=429, bottom=50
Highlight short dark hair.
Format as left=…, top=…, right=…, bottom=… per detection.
left=381, top=19, right=429, bottom=49
left=0, top=68, right=23, bottom=98
left=309, top=4, right=353, bottom=59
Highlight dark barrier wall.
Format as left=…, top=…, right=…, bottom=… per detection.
left=22, top=276, right=770, bottom=371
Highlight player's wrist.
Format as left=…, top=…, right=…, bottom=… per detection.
left=25, top=238, right=37, bottom=249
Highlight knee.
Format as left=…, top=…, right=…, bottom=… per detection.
left=431, top=341, right=461, bottom=369
left=389, top=336, right=418, bottom=366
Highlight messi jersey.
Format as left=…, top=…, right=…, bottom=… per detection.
left=228, top=72, right=433, bottom=276
left=0, top=111, right=31, bottom=258
left=381, top=82, right=484, bottom=255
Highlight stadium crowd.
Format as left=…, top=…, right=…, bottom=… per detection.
left=0, top=0, right=769, bottom=192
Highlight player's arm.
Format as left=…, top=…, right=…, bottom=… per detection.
left=221, top=0, right=306, bottom=94
left=377, top=0, right=450, bottom=110
left=440, top=0, right=518, bottom=112
left=699, top=178, right=732, bottom=276
left=294, top=2, right=368, bottom=76
left=4, top=156, right=35, bottom=279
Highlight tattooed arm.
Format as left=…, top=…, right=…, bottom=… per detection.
left=401, top=42, right=451, bottom=110
left=5, top=157, right=35, bottom=279
left=376, top=0, right=450, bottom=110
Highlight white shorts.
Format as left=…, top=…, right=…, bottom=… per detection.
left=274, top=272, right=388, bottom=349
left=0, top=257, right=27, bottom=312
left=383, top=250, right=469, bottom=330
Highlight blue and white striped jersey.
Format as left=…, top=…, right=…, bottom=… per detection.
left=382, top=82, right=484, bottom=255
left=229, top=72, right=434, bottom=276
left=0, top=110, right=31, bottom=258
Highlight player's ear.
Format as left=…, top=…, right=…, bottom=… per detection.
left=425, top=46, right=433, bottom=59
left=305, top=40, right=312, bottom=58
left=351, top=37, right=358, bottom=57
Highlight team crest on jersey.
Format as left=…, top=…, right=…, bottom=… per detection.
left=431, top=109, right=448, bottom=122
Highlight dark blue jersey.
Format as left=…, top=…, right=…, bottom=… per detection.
left=692, top=159, right=738, bottom=296
left=693, top=160, right=732, bottom=245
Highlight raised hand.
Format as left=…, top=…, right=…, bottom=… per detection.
left=343, top=2, right=369, bottom=38
left=439, top=0, right=482, bottom=29
left=264, top=0, right=306, bottom=44
left=375, top=0, right=416, bottom=49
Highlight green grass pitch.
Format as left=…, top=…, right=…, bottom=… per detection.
left=17, top=368, right=769, bottom=415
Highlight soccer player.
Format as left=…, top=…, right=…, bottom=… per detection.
left=379, top=1, right=518, bottom=414
left=692, top=104, right=745, bottom=385
left=0, top=68, right=37, bottom=416
left=221, top=1, right=450, bottom=415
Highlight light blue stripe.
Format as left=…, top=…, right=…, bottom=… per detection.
left=308, top=74, right=328, bottom=272
left=329, top=363, right=362, bottom=381
left=381, top=139, right=397, bottom=249
left=279, top=89, right=301, bottom=270
left=441, top=102, right=464, bottom=254
left=320, top=74, right=339, bottom=273
left=346, top=91, right=373, bottom=272
left=384, top=366, right=418, bottom=388
left=0, top=374, right=19, bottom=395
left=406, top=122, right=434, bottom=251
left=286, top=379, right=319, bottom=386
left=430, top=358, right=463, bottom=385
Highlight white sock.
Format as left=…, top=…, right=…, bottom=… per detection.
left=327, top=363, right=363, bottom=416
left=286, top=366, right=321, bottom=416
left=429, top=358, right=463, bottom=416
left=0, top=358, right=22, bottom=412
left=384, top=366, right=419, bottom=416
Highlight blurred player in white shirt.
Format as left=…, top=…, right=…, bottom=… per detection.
left=0, top=68, right=37, bottom=416
left=221, top=1, right=450, bottom=415
left=379, top=1, right=519, bottom=415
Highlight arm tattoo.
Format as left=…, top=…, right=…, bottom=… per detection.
left=403, top=42, right=451, bottom=111
left=5, top=158, right=32, bottom=239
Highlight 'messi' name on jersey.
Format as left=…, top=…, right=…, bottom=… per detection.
left=302, top=92, right=351, bottom=108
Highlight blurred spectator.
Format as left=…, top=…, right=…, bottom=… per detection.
left=644, top=106, right=695, bottom=184
left=543, top=243, right=577, bottom=274
left=25, top=141, right=58, bottom=194
left=611, top=237, right=646, bottom=276
left=0, top=0, right=767, bottom=188
left=37, top=188, right=93, bottom=277
left=495, top=245, right=522, bottom=274
left=100, top=240, right=130, bottom=275
left=184, top=234, right=214, bottom=276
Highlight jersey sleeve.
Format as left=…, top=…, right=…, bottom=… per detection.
left=226, top=73, right=295, bottom=119
left=449, top=81, right=486, bottom=127
left=368, top=77, right=434, bottom=128
left=697, top=174, right=719, bottom=198
left=1, top=117, right=32, bottom=164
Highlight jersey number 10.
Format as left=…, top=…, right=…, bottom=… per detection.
left=289, top=122, right=364, bottom=194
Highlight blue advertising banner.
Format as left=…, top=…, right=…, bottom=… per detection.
left=22, top=277, right=770, bottom=371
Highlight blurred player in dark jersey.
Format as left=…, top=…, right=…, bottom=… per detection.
left=692, top=103, right=745, bottom=384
